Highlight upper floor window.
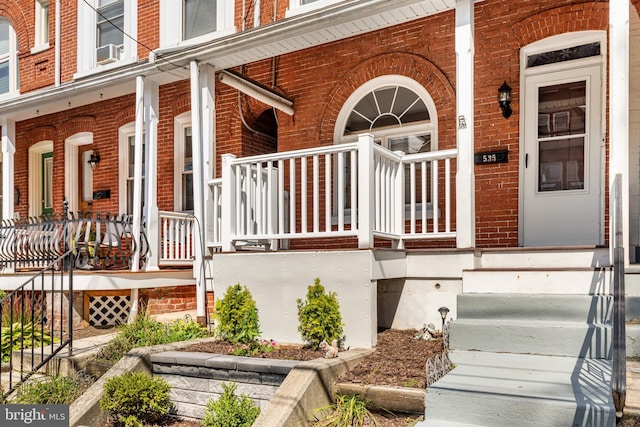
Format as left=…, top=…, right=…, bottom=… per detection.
left=286, top=0, right=343, bottom=17
left=34, top=0, right=50, bottom=50
left=97, top=0, right=124, bottom=52
left=0, top=19, right=19, bottom=97
left=76, top=0, right=137, bottom=75
left=159, top=0, right=234, bottom=48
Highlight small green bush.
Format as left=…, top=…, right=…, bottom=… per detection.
left=167, top=317, right=207, bottom=342
left=100, top=372, right=172, bottom=427
left=296, top=278, right=344, bottom=348
left=1, top=322, right=58, bottom=363
left=96, top=311, right=207, bottom=363
left=202, top=382, right=260, bottom=427
left=313, top=393, right=379, bottom=427
left=215, top=284, right=261, bottom=344
left=16, top=372, right=95, bottom=405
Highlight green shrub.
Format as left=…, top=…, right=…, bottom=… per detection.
left=313, top=393, right=379, bottom=427
left=96, top=311, right=207, bottom=363
left=202, top=382, right=260, bottom=427
left=296, top=278, right=344, bottom=348
left=229, top=339, right=276, bottom=357
left=167, top=317, right=207, bottom=342
left=100, top=372, right=172, bottom=426
left=16, top=372, right=95, bottom=405
left=215, top=284, right=261, bottom=344
left=1, top=322, right=58, bottom=363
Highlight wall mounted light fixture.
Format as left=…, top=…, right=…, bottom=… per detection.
left=498, top=81, right=513, bottom=119
left=88, top=152, right=101, bottom=171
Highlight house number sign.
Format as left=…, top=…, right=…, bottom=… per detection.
left=474, top=150, right=508, bottom=165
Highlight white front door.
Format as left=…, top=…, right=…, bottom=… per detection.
left=522, top=64, right=602, bottom=246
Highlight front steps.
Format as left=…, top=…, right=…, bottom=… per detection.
left=420, top=266, right=617, bottom=426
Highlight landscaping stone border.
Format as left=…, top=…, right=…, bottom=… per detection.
left=151, top=351, right=301, bottom=418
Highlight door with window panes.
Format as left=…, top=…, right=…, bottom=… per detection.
left=522, top=65, right=602, bottom=246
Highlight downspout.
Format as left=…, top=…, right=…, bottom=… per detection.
left=55, top=0, right=61, bottom=86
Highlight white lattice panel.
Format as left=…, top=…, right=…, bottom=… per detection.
left=89, top=295, right=131, bottom=326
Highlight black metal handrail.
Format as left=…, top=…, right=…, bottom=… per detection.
left=0, top=211, right=149, bottom=272
left=1, top=250, right=75, bottom=398
left=612, top=173, right=626, bottom=416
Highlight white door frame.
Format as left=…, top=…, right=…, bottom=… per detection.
left=518, top=31, right=607, bottom=247
left=28, top=140, right=53, bottom=217
left=64, top=132, right=93, bottom=213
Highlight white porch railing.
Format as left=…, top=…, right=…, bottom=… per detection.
left=208, top=133, right=457, bottom=251
left=158, top=211, right=196, bottom=266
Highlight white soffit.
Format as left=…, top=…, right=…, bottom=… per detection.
left=165, top=0, right=456, bottom=70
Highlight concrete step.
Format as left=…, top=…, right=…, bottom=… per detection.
left=457, top=294, right=612, bottom=324
left=476, top=247, right=609, bottom=270
left=462, top=269, right=612, bottom=294
left=424, top=351, right=615, bottom=427
left=449, top=319, right=611, bottom=358
left=624, top=324, right=640, bottom=358
left=414, top=420, right=482, bottom=427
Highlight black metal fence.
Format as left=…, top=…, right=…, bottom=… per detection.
left=0, top=250, right=75, bottom=398
left=0, top=211, right=148, bottom=272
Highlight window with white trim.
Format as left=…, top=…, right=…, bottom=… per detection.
left=174, top=114, right=194, bottom=212
left=76, top=0, right=137, bottom=74
left=159, top=0, right=234, bottom=48
left=336, top=75, right=437, bottom=208
left=119, top=124, right=145, bottom=214
left=34, top=0, right=50, bottom=49
left=286, top=0, right=343, bottom=17
left=0, top=18, right=19, bottom=97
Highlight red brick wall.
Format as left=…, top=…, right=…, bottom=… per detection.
left=6, top=0, right=613, bottom=248
left=140, top=285, right=197, bottom=315
left=213, top=0, right=610, bottom=248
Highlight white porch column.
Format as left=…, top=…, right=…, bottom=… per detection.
left=455, top=0, right=475, bottom=248
left=190, top=60, right=208, bottom=323
left=144, top=79, right=160, bottom=271
left=200, top=65, right=216, bottom=249
left=610, top=0, right=629, bottom=265
left=357, top=133, right=375, bottom=249
left=131, top=76, right=145, bottom=274
left=1, top=119, right=15, bottom=220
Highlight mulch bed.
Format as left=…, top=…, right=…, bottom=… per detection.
left=97, top=329, right=441, bottom=427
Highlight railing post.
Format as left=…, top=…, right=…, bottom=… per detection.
left=393, top=152, right=405, bottom=249
left=357, top=134, right=374, bottom=249
left=221, top=154, right=237, bottom=252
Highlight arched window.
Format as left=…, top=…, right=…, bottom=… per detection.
left=335, top=75, right=437, bottom=208
left=336, top=75, right=437, bottom=153
left=0, top=18, right=19, bottom=96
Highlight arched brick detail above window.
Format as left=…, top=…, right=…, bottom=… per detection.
left=170, top=93, right=192, bottom=118
left=510, top=3, right=608, bottom=49
left=0, top=5, right=32, bottom=55
left=25, top=126, right=56, bottom=146
left=113, top=105, right=136, bottom=128
left=319, top=52, right=455, bottom=146
left=58, top=117, right=96, bottom=141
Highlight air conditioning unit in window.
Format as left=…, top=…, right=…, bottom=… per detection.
left=96, top=44, right=122, bottom=65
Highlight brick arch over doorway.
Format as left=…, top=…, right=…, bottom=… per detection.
left=318, top=52, right=456, bottom=148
